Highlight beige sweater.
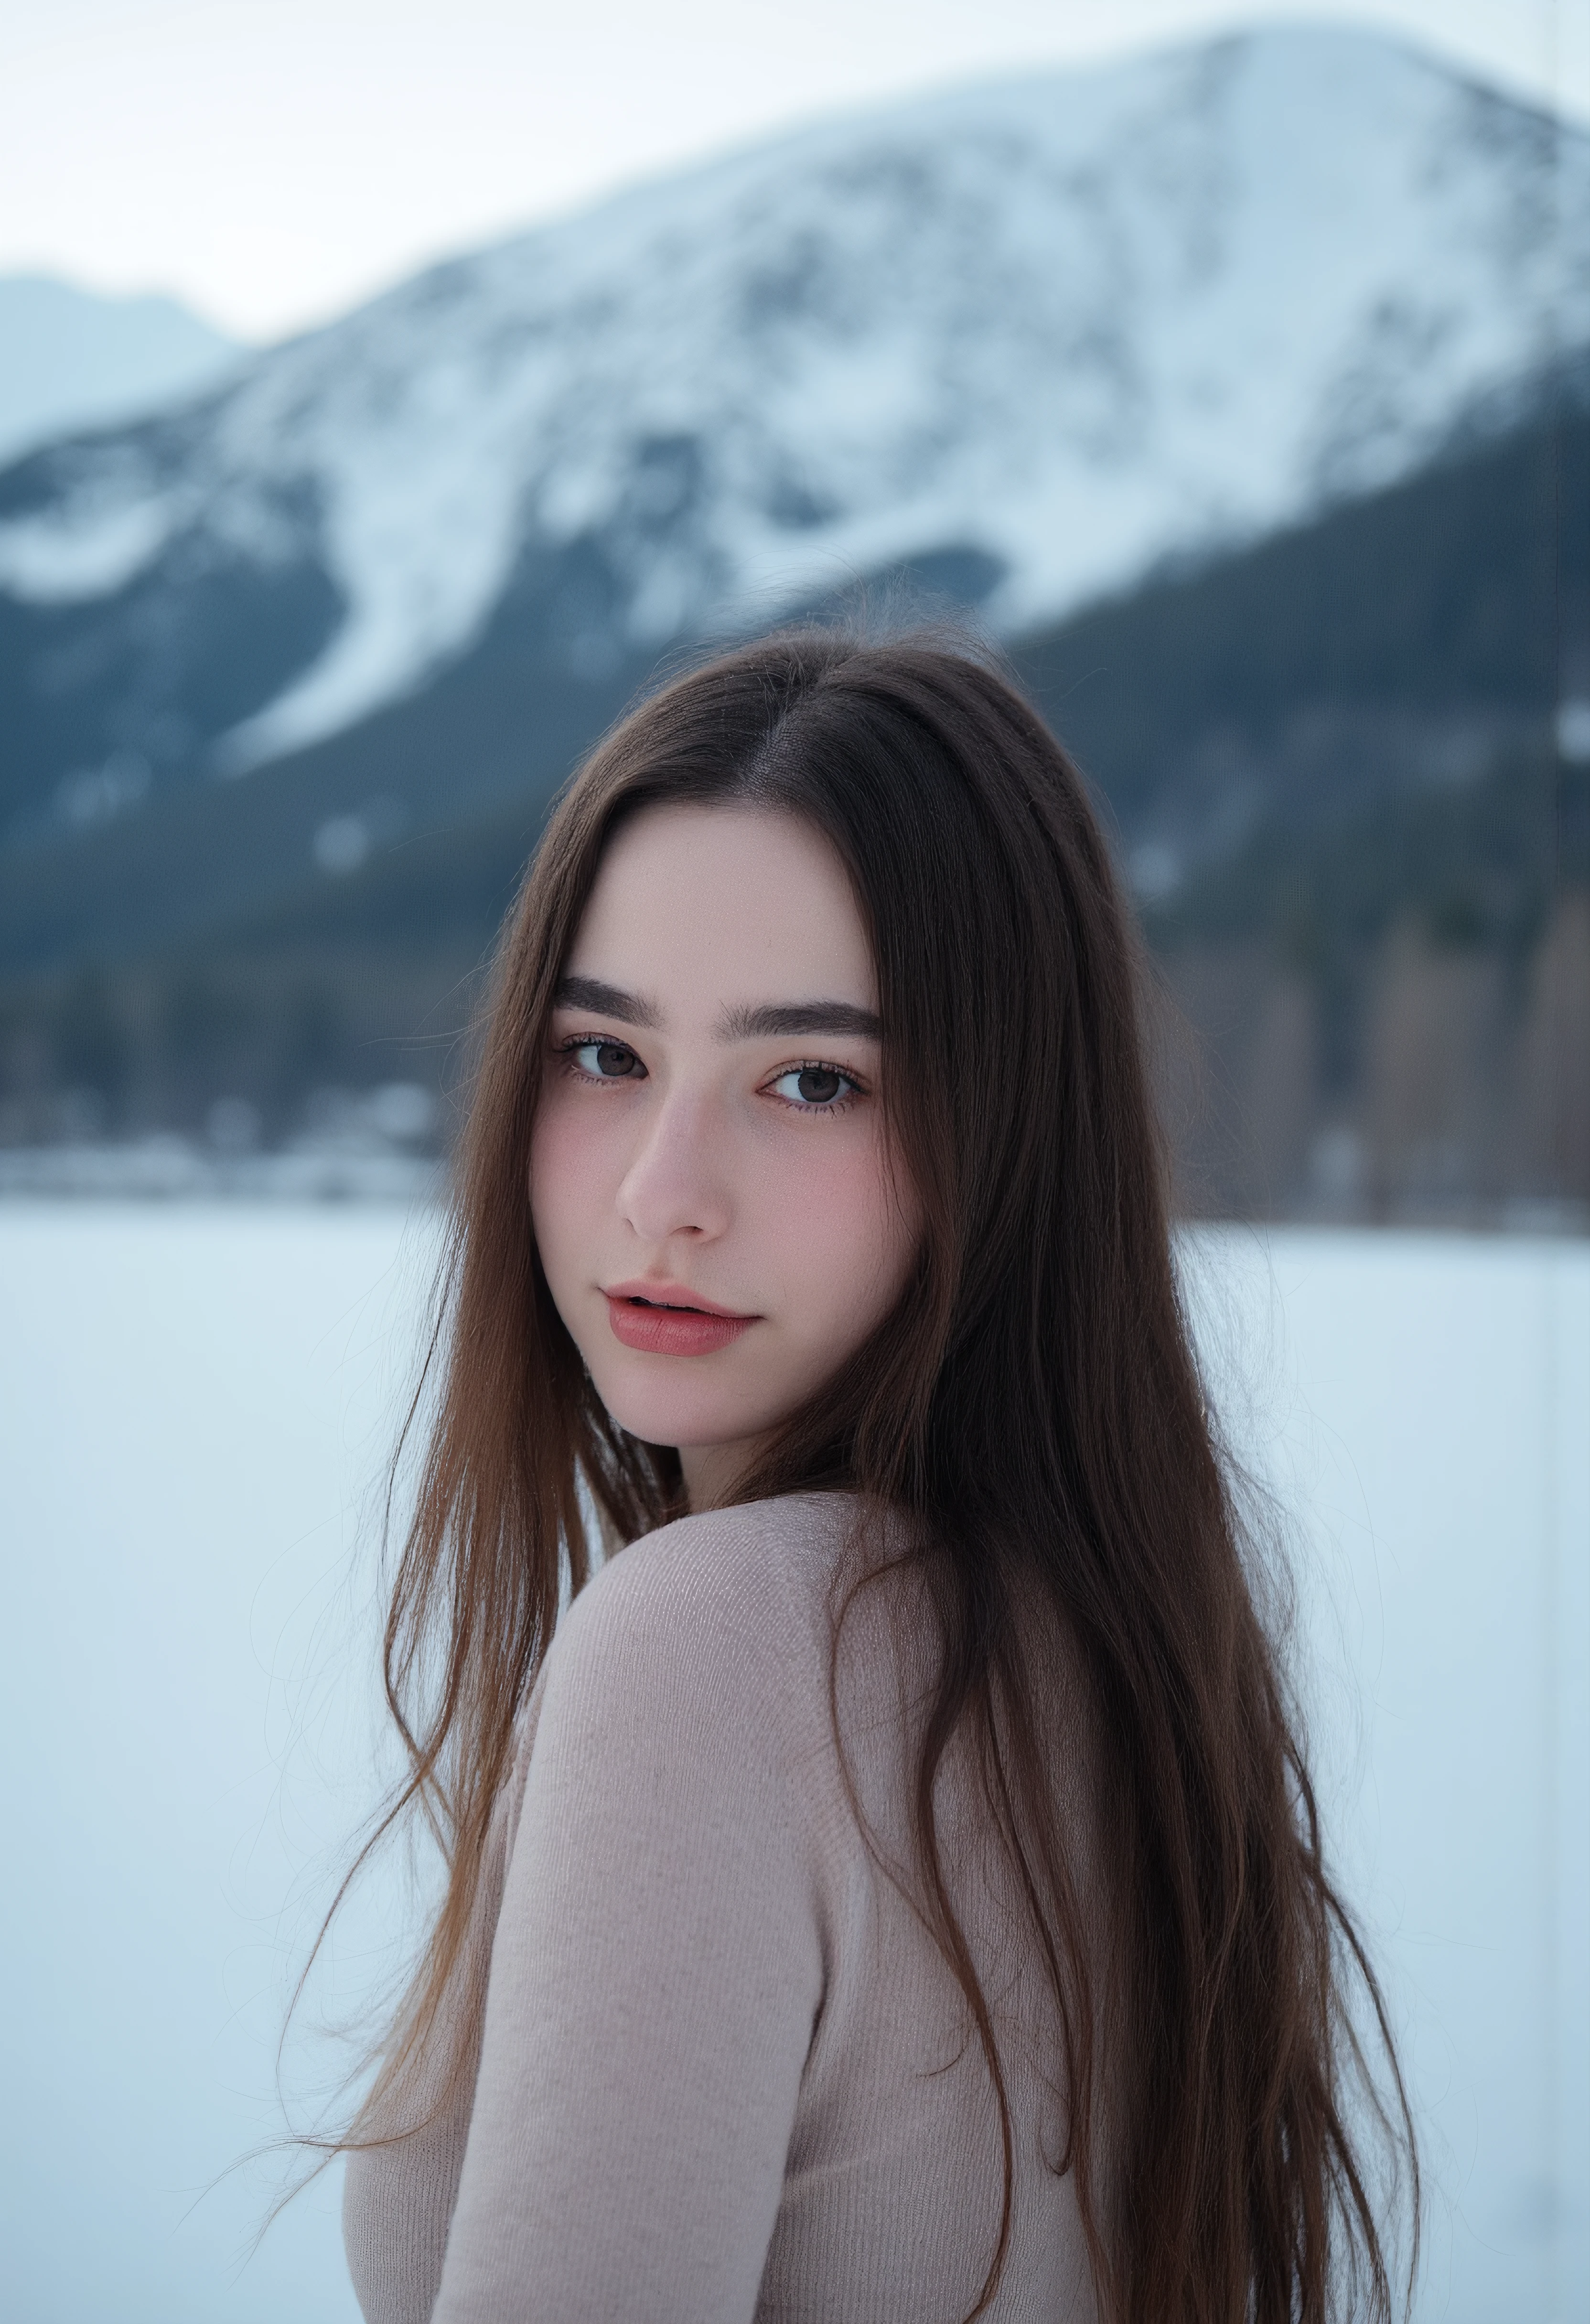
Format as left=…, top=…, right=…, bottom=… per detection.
left=343, top=1493, right=1106, bottom=2324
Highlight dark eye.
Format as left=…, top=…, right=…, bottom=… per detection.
left=569, top=1038, right=645, bottom=1079
left=796, top=1066, right=844, bottom=1104
left=767, top=1064, right=857, bottom=1108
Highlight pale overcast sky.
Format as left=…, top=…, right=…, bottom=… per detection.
left=1, top=0, right=1585, bottom=339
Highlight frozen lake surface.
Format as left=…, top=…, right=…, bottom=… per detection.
left=0, top=1206, right=1585, bottom=2324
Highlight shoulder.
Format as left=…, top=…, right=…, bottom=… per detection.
left=559, top=1490, right=856, bottom=1673
left=534, top=1492, right=862, bottom=1761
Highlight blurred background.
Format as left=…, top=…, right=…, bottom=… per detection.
left=0, top=2, right=1585, bottom=2320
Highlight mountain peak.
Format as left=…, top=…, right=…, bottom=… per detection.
left=1, top=22, right=1585, bottom=798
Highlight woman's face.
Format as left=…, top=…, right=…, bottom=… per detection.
left=530, top=802, right=921, bottom=1506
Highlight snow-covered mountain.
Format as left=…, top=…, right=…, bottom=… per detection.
left=1, top=23, right=1586, bottom=828
left=0, top=276, right=239, bottom=469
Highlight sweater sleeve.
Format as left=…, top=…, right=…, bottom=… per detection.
left=430, top=1517, right=828, bottom=2324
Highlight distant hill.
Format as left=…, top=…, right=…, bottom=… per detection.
left=1016, top=370, right=1587, bottom=933
left=0, top=22, right=1585, bottom=1219
left=1, top=389, right=1584, bottom=1220
left=0, top=276, right=239, bottom=470
left=2, top=20, right=1586, bottom=968
left=1013, top=387, right=1589, bottom=1218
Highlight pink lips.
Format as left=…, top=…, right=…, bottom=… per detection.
left=603, top=1281, right=757, bottom=1357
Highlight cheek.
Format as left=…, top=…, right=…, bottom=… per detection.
left=528, top=1091, right=614, bottom=1271
left=762, top=1132, right=919, bottom=1337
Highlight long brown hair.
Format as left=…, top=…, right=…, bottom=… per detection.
left=355, top=626, right=1415, bottom=2322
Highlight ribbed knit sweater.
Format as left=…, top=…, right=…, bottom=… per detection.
left=343, top=1492, right=1106, bottom=2323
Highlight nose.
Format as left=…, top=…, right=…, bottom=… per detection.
left=616, top=1085, right=732, bottom=1245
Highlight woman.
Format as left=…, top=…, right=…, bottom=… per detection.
left=338, top=629, right=1413, bottom=2323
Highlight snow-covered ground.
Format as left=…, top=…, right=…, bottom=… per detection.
left=0, top=1207, right=1584, bottom=2323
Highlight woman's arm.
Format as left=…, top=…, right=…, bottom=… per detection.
left=431, top=1530, right=827, bottom=2324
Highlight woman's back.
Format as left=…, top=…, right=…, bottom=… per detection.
left=345, top=1492, right=1108, bottom=2323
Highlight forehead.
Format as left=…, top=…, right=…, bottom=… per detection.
left=567, top=803, right=877, bottom=1009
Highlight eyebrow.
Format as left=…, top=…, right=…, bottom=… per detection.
left=717, top=1000, right=883, bottom=1042
left=551, top=976, right=881, bottom=1044
left=551, top=975, right=661, bottom=1028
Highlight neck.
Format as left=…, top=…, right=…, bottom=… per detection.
left=677, top=1435, right=764, bottom=1512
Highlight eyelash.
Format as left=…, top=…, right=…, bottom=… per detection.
left=766, top=1059, right=865, bottom=1115
left=553, top=1034, right=866, bottom=1114
left=555, top=1033, right=643, bottom=1083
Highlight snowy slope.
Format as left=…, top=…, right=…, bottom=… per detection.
left=1, top=24, right=1585, bottom=788
left=0, top=276, right=239, bottom=468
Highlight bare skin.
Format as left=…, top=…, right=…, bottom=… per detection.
left=530, top=803, right=922, bottom=1507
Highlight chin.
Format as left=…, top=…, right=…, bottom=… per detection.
left=588, top=1360, right=775, bottom=1459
